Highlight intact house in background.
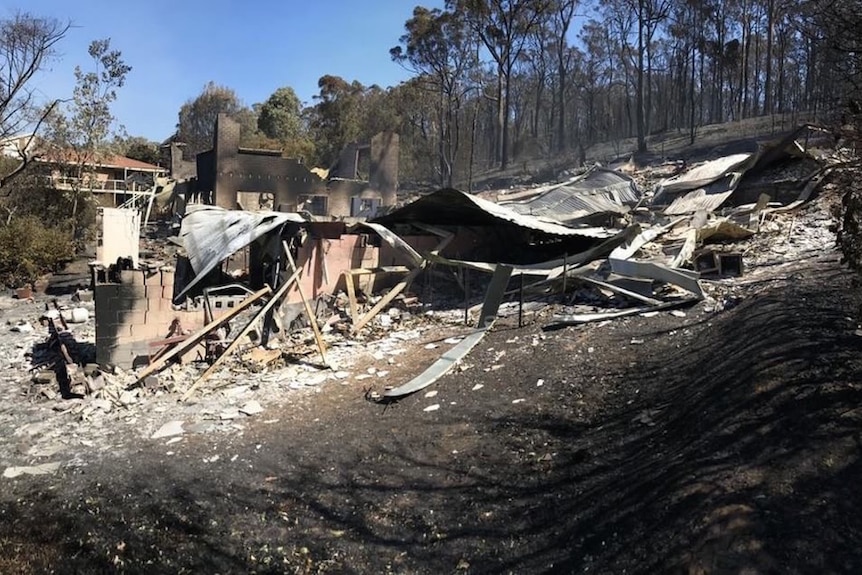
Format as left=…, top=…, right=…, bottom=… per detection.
left=0, top=133, right=167, bottom=207
left=167, top=114, right=399, bottom=218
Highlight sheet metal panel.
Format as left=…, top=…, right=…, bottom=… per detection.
left=176, top=205, right=305, bottom=300
left=373, top=188, right=616, bottom=239
left=501, top=168, right=640, bottom=222
left=383, top=264, right=513, bottom=398
left=657, top=153, right=753, bottom=195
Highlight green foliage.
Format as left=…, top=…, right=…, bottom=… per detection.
left=257, top=86, right=303, bottom=141
left=0, top=216, right=73, bottom=287
left=392, top=6, right=476, bottom=186
left=307, top=75, right=367, bottom=164
left=117, top=136, right=160, bottom=165
left=48, top=39, right=131, bottom=158
left=39, top=39, right=129, bottom=242
left=304, top=76, right=406, bottom=167
left=177, top=82, right=259, bottom=157
left=391, top=6, right=470, bottom=82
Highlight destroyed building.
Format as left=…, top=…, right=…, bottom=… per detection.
left=172, top=114, right=399, bottom=218
left=77, top=120, right=845, bottom=404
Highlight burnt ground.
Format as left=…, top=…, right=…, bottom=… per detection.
left=1, top=250, right=861, bottom=574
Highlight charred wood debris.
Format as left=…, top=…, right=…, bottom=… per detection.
left=0, top=123, right=854, bottom=474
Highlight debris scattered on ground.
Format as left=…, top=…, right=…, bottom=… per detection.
left=0, top=122, right=849, bottom=475
left=239, top=400, right=264, bottom=416
left=3, top=462, right=62, bottom=479
left=151, top=420, right=185, bottom=439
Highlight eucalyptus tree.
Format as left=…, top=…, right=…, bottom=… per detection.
left=449, top=0, right=549, bottom=168
left=392, top=6, right=477, bottom=186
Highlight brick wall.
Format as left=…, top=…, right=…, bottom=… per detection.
left=288, top=233, right=442, bottom=304
left=202, top=114, right=322, bottom=210
left=169, top=143, right=198, bottom=179
left=95, top=267, right=204, bottom=369
left=326, top=179, right=364, bottom=217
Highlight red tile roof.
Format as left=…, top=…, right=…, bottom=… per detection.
left=36, top=151, right=165, bottom=172
left=98, top=154, right=165, bottom=172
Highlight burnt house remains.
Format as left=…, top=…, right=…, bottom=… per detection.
left=188, top=114, right=398, bottom=217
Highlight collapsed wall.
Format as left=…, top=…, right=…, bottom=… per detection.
left=94, top=266, right=203, bottom=369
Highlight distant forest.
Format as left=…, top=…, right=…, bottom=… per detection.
left=172, top=0, right=861, bottom=189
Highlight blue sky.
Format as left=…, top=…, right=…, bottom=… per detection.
left=11, top=0, right=443, bottom=142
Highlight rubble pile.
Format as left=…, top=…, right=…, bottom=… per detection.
left=0, top=122, right=854, bottom=478
left=0, top=283, right=475, bottom=476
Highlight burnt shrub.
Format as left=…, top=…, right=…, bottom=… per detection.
left=0, top=216, right=74, bottom=287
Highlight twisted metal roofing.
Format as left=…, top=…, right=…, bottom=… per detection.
left=498, top=167, right=640, bottom=224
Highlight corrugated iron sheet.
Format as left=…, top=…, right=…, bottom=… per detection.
left=373, top=188, right=616, bottom=239
left=499, top=168, right=639, bottom=223
left=176, top=205, right=305, bottom=300
left=657, top=153, right=753, bottom=196
left=664, top=188, right=735, bottom=215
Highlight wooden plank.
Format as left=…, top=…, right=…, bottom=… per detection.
left=181, top=265, right=302, bottom=401
left=149, top=334, right=189, bottom=363
left=349, top=226, right=456, bottom=333
left=131, top=286, right=271, bottom=386
left=351, top=266, right=423, bottom=333
left=347, top=266, right=412, bottom=276
left=283, top=242, right=327, bottom=366
left=343, top=270, right=359, bottom=321
left=148, top=335, right=189, bottom=348
left=317, top=238, right=330, bottom=285
left=342, top=266, right=413, bottom=321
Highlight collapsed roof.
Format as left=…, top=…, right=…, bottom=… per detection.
left=653, top=124, right=830, bottom=215
left=176, top=205, right=305, bottom=300
left=372, top=188, right=617, bottom=239
left=497, top=167, right=640, bottom=223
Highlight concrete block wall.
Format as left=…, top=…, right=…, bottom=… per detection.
left=95, top=268, right=204, bottom=369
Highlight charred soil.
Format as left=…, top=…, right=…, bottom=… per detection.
left=0, top=248, right=861, bottom=574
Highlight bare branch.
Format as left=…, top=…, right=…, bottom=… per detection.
left=0, top=98, right=60, bottom=193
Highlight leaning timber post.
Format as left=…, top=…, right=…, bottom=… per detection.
left=519, top=273, right=525, bottom=328
left=427, top=263, right=434, bottom=308
left=464, top=266, right=469, bottom=325
left=562, top=254, right=568, bottom=297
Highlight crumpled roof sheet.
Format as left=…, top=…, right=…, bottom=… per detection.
left=657, top=153, right=754, bottom=196
left=499, top=168, right=639, bottom=223
left=176, top=205, right=305, bottom=300
left=653, top=153, right=757, bottom=215
left=663, top=188, right=736, bottom=215
left=373, top=188, right=616, bottom=239
left=358, top=222, right=423, bottom=267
